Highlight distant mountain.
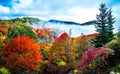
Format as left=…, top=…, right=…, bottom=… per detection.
left=0, top=17, right=96, bottom=37
left=48, top=19, right=96, bottom=26
left=81, top=20, right=96, bottom=25
left=0, top=17, right=42, bottom=26
left=48, top=19, right=82, bottom=25
left=0, top=17, right=95, bottom=26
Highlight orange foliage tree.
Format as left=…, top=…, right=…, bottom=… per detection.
left=0, top=22, right=10, bottom=66
left=39, top=42, right=51, bottom=60
left=73, top=33, right=98, bottom=57
left=49, top=33, right=78, bottom=64
left=3, top=36, right=43, bottom=72
left=0, top=22, right=9, bottom=42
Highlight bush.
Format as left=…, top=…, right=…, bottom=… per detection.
left=105, top=39, right=120, bottom=50
left=78, top=47, right=111, bottom=74
left=0, top=43, right=5, bottom=66
left=0, top=67, right=10, bottom=74
left=3, top=36, right=43, bottom=73
left=41, top=62, right=78, bottom=74
left=105, top=39, right=120, bottom=68
left=112, top=64, right=120, bottom=73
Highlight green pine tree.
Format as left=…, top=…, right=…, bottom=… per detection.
left=95, top=3, right=108, bottom=47
left=107, top=9, right=115, bottom=41
left=94, top=3, right=115, bottom=47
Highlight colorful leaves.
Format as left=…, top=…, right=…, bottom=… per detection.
left=3, top=36, right=43, bottom=71
left=48, top=33, right=78, bottom=63
left=72, top=33, right=98, bottom=55
left=56, top=33, right=70, bottom=42
left=79, top=47, right=110, bottom=68
left=36, top=28, right=55, bottom=43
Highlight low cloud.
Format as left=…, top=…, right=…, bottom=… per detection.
left=0, top=5, right=10, bottom=14
left=0, top=0, right=119, bottom=24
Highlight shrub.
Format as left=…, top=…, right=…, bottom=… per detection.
left=113, top=64, right=120, bottom=73
left=105, top=39, right=120, bottom=68
left=0, top=43, right=5, bottom=66
left=105, top=39, right=120, bottom=50
left=3, top=36, right=43, bottom=72
left=0, top=67, right=10, bottom=74
left=42, top=62, right=78, bottom=74
left=78, top=47, right=110, bottom=70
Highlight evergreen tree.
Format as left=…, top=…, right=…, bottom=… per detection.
left=107, top=9, right=115, bottom=41
left=94, top=3, right=115, bottom=47
left=95, top=3, right=108, bottom=47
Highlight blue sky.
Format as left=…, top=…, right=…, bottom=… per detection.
left=0, top=0, right=120, bottom=31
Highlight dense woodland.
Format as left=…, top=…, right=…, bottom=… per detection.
left=0, top=3, right=120, bottom=74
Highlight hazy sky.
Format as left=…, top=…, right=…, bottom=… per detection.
left=0, top=0, right=120, bottom=29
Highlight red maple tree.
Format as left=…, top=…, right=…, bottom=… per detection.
left=4, top=36, right=43, bottom=71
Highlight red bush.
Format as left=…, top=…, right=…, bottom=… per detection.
left=3, top=36, right=43, bottom=71
left=79, top=47, right=109, bottom=68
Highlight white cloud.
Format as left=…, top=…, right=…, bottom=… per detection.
left=0, top=0, right=117, bottom=24
left=1, top=0, right=118, bottom=36
left=11, top=0, right=33, bottom=13
left=48, top=7, right=99, bottom=23
left=68, top=7, right=99, bottom=23
left=11, top=0, right=50, bottom=16
left=0, top=5, right=10, bottom=14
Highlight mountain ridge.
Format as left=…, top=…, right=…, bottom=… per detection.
left=0, top=17, right=96, bottom=26
left=48, top=19, right=96, bottom=25
left=0, top=17, right=96, bottom=37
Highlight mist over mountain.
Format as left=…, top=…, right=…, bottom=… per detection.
left=48, top=19, right=96, bottom=26
left=0, top=17, right=96, bottom=37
